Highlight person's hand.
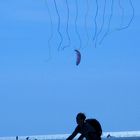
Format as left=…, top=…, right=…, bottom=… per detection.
left=78, top=135, right=84, bottom=140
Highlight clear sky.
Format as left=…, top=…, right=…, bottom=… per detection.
left=0, top=0, right=140, bottom=137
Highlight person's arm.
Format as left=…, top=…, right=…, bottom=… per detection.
left=77, top=134, right=84, bottom=140
left=66, top=126, right=79, bottom=140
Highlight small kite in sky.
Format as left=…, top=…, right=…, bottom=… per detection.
left=75, top=49, right=81, bottom=66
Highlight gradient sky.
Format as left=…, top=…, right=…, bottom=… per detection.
left=0, top=0, right=140, bottom=137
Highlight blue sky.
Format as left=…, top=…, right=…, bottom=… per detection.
left=0, top=0, right=140, bottom=137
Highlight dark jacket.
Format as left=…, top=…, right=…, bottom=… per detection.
left=67, top=121, right=101, bottom=140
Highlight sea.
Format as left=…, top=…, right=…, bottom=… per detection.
left=0, top=131, right=140, bottom=140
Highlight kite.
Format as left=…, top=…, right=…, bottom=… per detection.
left=75, top=49, right=81, bottom=66
left=45, top=0, right=134, bottom=64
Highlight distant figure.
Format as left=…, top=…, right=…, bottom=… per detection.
left=26, top=137, right=29, bottom=140
left=107, top=134, right=111, bottom=138
left=66, top=112, right=102, bottom=140
left=16, top=136, right=18, bottom=140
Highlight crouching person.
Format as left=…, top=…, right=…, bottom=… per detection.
left=66, top=113, right=102, bottom=140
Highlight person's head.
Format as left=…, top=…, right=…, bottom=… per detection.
left=76, top=112, right=86, bottom=126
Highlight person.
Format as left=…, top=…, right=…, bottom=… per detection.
left=26, top=137, right=29, bottom=140
left=66, top=113, right=102, bottom=140
left=107, top=134, right=111, bottom=138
